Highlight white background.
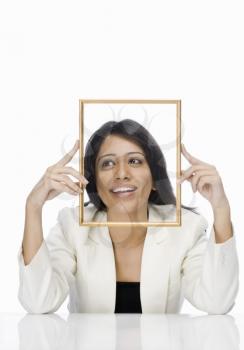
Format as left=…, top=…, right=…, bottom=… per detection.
left=0, top=0, right=243, bottom=314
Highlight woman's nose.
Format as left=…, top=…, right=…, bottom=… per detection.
left=114, top=161, right=130, bottom=179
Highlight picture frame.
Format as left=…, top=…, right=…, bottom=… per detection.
left=79, top=99, right=181, bottom=227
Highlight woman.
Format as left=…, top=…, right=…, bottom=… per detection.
left=18, top=119, right=239, bottom=314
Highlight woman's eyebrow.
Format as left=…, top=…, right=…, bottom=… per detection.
left=97, top=151, right=145, bottom=163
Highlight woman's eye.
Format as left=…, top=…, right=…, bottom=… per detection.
left=129, top=158, right=142, bottom=165
left=101, top=160, right=114, bottom=168
left=101, top=158, right=143, bottom=168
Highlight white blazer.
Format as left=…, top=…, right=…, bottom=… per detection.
left=17, top=203, right=239, bottom=314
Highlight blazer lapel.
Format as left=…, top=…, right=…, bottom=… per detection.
left=85, top=210, right=116, bottom=312
left=86, top=204, right=172, bottom=313
left=140, top=205, right=171, bottom=313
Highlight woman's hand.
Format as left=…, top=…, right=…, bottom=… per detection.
left=26, top=140, right=89, bottom=210
left=178, top=143, right=229, bottom=211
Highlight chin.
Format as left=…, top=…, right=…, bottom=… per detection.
left=108, top=200, right=147, bottom=212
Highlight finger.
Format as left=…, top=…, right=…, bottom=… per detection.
left=53, top=166, right=89, bottom=184
left=190, top=170, right=216, bottom=192
left=181, top=144, right=209, bottom=166
left=74, top=181, right=87, bottom=188
left=197, top=175, right=216, bottom=192
left=50, top=174, right=83, bottom=193
left=50, top=181, right=81, bottom=196
left=178, top=165, right=215, bottom=183
left=56, top=140, right=80, bottom=167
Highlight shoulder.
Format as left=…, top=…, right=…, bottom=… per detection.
left=148, top=203, right=209, bottom=244
left=148, top=203, right=208, bottom=226
left=50, top=203, right=100, bottom=246
left=57, top=202, right=100, bottom=229
left=179, top=207, right=209, bottom=246
left=181, top=207, right=208, bottom=229
left=148, top=203, right=176, bottom=221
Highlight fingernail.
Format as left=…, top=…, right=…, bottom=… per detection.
left=84, top=179, right=89, bottom=185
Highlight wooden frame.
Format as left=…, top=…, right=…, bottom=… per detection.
left=79, top=99, right=181, bottom=227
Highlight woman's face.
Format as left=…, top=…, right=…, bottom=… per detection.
left=95, top=134, right=155, bottom=214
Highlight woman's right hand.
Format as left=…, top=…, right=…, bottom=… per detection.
left=26, top=140, right=89, bottom=210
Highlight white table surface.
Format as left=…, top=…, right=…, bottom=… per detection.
left=0, top=313, right=243, bottom=349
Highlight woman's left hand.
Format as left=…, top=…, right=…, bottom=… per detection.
left=178, top=144, right=229, bottom=210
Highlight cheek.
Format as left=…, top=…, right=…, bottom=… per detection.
left=138, top=174, right=153, bottom=192
left=96, top=173, right=110, bottom=194
left=143, top=171, right=153, bottom=184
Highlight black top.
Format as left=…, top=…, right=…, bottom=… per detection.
left=114, top=281, right=142, bottom=313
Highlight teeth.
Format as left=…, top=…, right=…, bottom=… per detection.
left=112, top=187, right=135, bottom=193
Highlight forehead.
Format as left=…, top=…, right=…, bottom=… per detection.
left=97, top=135, right=144, bottom=155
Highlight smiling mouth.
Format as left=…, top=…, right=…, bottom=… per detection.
left=110, top=187, right=137, bottom=198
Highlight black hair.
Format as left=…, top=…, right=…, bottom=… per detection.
left=84, top=119, right=199, bottom=215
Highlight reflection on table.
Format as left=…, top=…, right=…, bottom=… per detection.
left=15, top=313, right=240, bottom=350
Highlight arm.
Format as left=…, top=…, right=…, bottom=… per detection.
left=213, top=202, right=233, bottom=243
left=22, top=199, right=44, bottom=265
left=18, top=207, right=77, bottom=314
left=17, top=140, right=89, bottom=314
left=181, top=215, right=239, bottom=315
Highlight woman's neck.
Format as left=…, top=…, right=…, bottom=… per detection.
left=107, top=205, right=148, bottom=222
left=107, top=205, right=148, bottom=249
